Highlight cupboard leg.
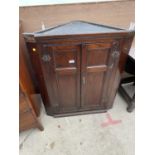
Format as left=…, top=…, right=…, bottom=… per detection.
left=37, top=122, right=44, bottom=131
left=127, top=101, right=135, bottom=112
left=127, top=94, right=135, bottom=112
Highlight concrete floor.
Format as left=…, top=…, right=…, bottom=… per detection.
left=19, top=93, right=135, bottom=155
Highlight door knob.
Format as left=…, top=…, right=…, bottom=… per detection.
left=42, top=54, right=51, bottom=62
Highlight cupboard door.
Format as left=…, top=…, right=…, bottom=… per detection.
left=40, top=44, right=81, bottom=113
left=81, top=41, right=120, bottom=109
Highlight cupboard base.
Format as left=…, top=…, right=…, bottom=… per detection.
left=46, top=108, right=112, bottom=117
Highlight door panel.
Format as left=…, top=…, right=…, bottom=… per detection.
left=84, top=72, right=105, bottom=107
left=40, top=44, right=81, bottom=113
left=40, top=41, right=120, bottom=114
left=57, top=73, right=77, bottom=110
left=87, top=49, right=109, bottom=66
left=54, top=51, right=77, bottom=68
left=81, top=42, right=120, bottom=109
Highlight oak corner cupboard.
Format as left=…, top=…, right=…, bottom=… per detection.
left=24, top=21, right=134, bottom=117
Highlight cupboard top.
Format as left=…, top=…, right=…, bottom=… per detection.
left=23, top=21, right=134, bottom=43
left=24, top=21, right=134, bottom=37
left=35, top=21, right=124, bottom=36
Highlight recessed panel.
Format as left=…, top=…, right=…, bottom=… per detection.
left=84, top=72, right=105, bottom=107
left=58, top=74, right=77, bottom=110
left=87, top=49, right=109, bottom=66
left=54, top=51, right=77, bottom=68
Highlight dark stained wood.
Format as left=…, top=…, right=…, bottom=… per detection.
left=20, top=21, right=41, bottom=116
left=24, top=21, right=134, bottom=117
left=19, top=20, right=39, bottom=93
left=20, top=21, right=44, bottom=131
left=26, top=42, right=51, bottom=109
left=19, top=86, right=44, bottom=132
left=81, top=41, right=121, bottom=109
left=30, top=94, right=42, bottom=117
left=39, top=44, right=81, bottom=114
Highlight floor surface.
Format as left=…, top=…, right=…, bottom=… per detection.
left=19, top=93, right=135, bottom=155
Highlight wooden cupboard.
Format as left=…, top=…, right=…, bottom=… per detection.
left=24, top=21, right=134, bottom=117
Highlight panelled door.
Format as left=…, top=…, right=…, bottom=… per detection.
left=40, top=41, right=120, bottom=114
left=40, top=44, right=81, bottom=113
left=81, top=41, right=120, bottom=110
